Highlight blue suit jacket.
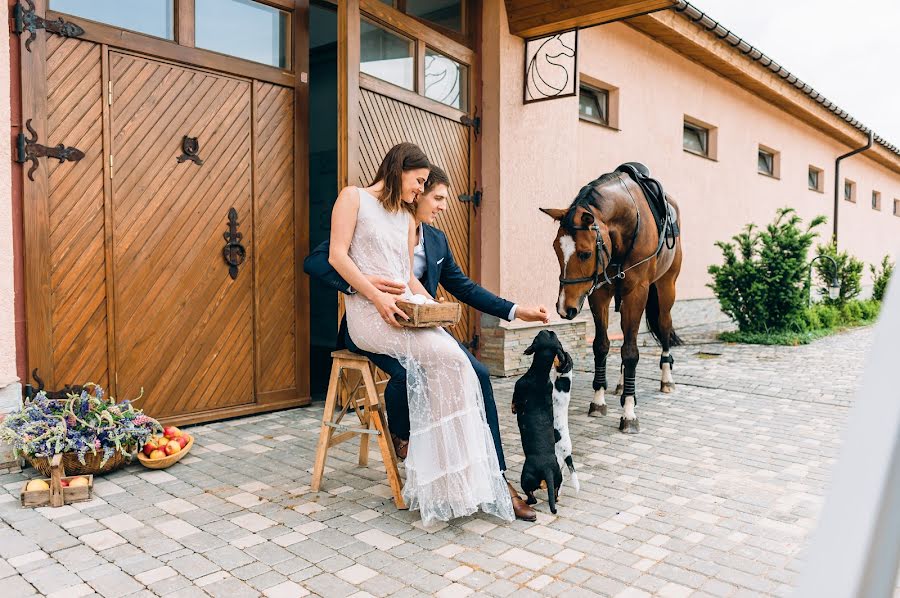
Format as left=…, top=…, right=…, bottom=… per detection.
left=304, top=224, right=514, bottom=347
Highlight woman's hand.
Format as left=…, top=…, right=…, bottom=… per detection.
left=373, top=291, right=409, bottom=327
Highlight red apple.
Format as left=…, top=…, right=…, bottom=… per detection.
left=60, top=479, right=69, bottom=487
left=143, top=441, right=157, bottom=456
left=165, top=441, right=181, bottom=456
left=163, top=426, right=181, bottom=440
left=176, top=436, right=189, bottom=449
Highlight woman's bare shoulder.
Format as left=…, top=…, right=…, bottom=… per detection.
left=334, top=186, right=360, bottom=208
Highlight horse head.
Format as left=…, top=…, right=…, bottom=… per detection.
left=526, top=34, right=576, bottom=100
left=541, top=175, right=624, bottom=319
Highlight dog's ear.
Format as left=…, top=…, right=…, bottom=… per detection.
left=524, top=338, right=538, bottom=355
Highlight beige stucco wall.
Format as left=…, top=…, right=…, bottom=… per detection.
left=480, top=1, right=900, bottom=316
left=0, top=1, right=20, bottom=466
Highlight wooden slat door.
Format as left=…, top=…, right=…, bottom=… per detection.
left=355, top=88, right=474, bottom=344
left=109, top=53, right=254, bottom=419
left=40, top=37, right=112, bottom=388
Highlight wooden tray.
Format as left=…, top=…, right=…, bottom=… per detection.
left=137, top=435, right=193, bottom=469
left=20, top=454, right=93, bottom=508
left=396, top=300, right=461, bottom=328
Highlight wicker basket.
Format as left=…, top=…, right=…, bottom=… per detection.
left=396, top=300, right=461, bottom=328
left=137, top=435, right=193, bottom=469
left=27, top=449, right=130, bottom=477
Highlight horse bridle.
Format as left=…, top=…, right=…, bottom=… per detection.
left=558, top=173, right=669, bottom=295
left=558, top=223, right=619, bottom=293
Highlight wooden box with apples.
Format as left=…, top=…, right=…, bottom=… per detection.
left=21, top=453, right=93, bottom=508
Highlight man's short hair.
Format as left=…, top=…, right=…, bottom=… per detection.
left=425, top=164, right=451, bottom=192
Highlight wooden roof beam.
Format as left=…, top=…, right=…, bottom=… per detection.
left=505, top=0, right=676, bottom=38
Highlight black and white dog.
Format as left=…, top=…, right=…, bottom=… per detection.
left=552, top=346, right=579, bottom=494
left=513, top=330, right=579, bottom=513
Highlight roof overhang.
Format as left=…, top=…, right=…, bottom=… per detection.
left=505, top=0, right=677, bottom=38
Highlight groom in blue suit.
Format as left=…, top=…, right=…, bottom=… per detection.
left=304, top=166, right=548, bottom=520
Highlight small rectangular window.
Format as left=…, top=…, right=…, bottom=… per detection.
left=808, top=166, right=823, bottom=192
left=579, top=85, right=609, bottom=126
left=683, top=122, right=708, bottom=156
left=424, top=48, right=468, bottom=111
left=844, top=179, right=856, bottom=203
left=872, top=190, right=882, bottom=211
left=758, top=149, right=774, bottom=176
left=50, top=0, right=174, bottom=39
left=360, top=19, right=415, bottom=91
left=196, top=0, right=290, bottom=68
left=894, top=199, right=900, bottom=217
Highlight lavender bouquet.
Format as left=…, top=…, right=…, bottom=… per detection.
left=0, top=384, right=161, bottom=467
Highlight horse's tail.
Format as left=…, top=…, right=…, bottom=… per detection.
left=646, top=283, right=683, bottom=347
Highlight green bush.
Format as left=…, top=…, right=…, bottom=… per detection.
left=870, top=255, right=894, bottom=302
left=859, top=299, right=881, bottom=320
left=811, top=304, right=841, bottom=329
left=708, top=208, right=826, bottom=334
left=814, top=242, right=863, bottom=306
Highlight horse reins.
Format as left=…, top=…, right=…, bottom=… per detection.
left=558, top=173, right=671, bottom=297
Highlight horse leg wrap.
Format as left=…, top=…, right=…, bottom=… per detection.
left=592, top=355, right=608, bottom=391
left=659, top=354, right=674, bottom=370
left=620, top=375, right=637, bottom=406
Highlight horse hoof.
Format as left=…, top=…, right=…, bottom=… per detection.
left=588, top=403, right=607, bottom=417
left=619, top=417, right=640, bottom=434
left=614, top=384, right=623, bottom=395
left=660, top=382, right=675, bottom=393
left=526, top=496, right=537, bottom=505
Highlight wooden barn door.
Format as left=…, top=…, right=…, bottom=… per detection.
left=20, top=34, right=111, bottom=390
left=108, top=53, right=255, bottom=419
left=355, top=88, right=474, bottom=344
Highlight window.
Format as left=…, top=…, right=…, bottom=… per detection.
left=195, top=0, right=289, bottom=68
left=683, top=122, right=708, bottom=156
left=808, top=166, right=824, bottom=192
left=757, top=146, right=780, bottom=178
left=872, top=190, right=882, bottom=211
left=894, top=199, right=900, bottom=217
left=682, top=116, right=717, bottom=160
left=49, top=0, right=174, bottom=39
left=424, top=48, right=468, bottom=110
left=579, top=85, right=608, bottom=126
left=360, top=19, right=415, bottom=90
left=406, top=0, right=464, bottom=33
left=844, top=179, right=857, bottom=203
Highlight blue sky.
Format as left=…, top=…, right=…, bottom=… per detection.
left=690, top=0, right=900, bottom=147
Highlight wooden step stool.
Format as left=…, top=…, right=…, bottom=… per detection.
left=310, top=350, right=406, bottom=509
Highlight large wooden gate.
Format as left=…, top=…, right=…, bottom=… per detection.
left=355, top=88, right=474, bottom=343
left=19, top=1, right=308, bottom=424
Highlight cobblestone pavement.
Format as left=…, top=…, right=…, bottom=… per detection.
left=2, top=326, right=897, bottom=597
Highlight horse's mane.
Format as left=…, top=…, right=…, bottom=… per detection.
left=563, top=172, right=619, bottom=231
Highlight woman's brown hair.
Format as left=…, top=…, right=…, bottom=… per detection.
left=368, top=142, right=430, bottom=212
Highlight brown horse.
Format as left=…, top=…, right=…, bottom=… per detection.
left=541, top=166, right=683, bottom=434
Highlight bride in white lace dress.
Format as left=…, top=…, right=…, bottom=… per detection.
left=328, top=143, right=513, bottom=526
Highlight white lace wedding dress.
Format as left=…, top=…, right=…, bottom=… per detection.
left=344, top=188, right=513, bottom=527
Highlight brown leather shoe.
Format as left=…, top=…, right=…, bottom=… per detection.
left=391, top=433, right=408, bottom=461
left=507, top=481, right=537, bottom=522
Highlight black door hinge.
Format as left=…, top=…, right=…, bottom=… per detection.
left=458, top=190, right=482, bottom=208
left=13, top=0, right=85, bottom=52
left=460, top=109, right=480, bottom=138
left=16, top=119, right=85, bottom=181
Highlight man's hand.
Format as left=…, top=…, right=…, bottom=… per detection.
left=366, top=275, right=405, bottom=295
left=516, top=305, right=550, bottom=324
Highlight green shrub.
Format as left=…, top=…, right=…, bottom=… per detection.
left=814, top=242, right=863, bottom=306
left=814, top=304, right=841, bottom=328
left=708, top=208, right=825, bottom=334
left=870, top=255, right=894, bottom=302
left=859, top=299, right=880, bottom=320
left=841, top=301, right=863, bottom=324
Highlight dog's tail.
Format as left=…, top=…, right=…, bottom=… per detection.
left=546, top=468, right=558, bottom=514
left=564, top=456, right=580, bottom=494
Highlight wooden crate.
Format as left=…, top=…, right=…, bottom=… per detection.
left=20, top=454, right=94, bottom=507
left=396, top=300, right=461, bottom=328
